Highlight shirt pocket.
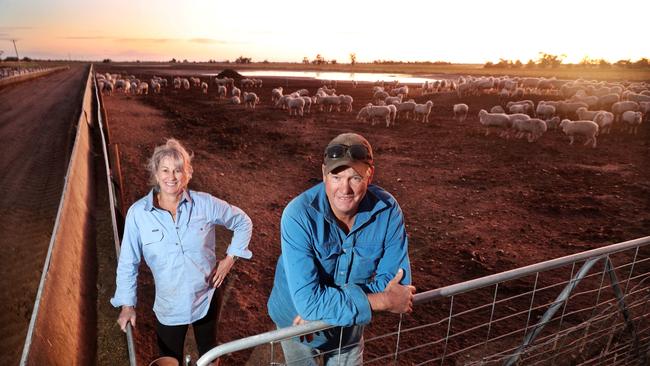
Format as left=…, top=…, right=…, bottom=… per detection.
left=315, top=241, right=341, bottom=275
left=141, top=229, right=168, bottom=268
left=351, top=241, right=384, bottom=282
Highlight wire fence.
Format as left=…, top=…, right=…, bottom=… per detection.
left=198, top=236, right=650, bottom=365
left=93, top=68, right=137, bottom=366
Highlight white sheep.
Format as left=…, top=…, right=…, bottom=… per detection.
left=593, top=111, right=614, bottom=134
left=242, top=92, right=259, bottom=109
left=230, top=96, right=241, bottom=105
left=339, top=95, right=354, bottom=112
left=182, top=78, right=190, bottom=90
left=173, top=77, right=181, bottom=89
left=535, top=104, right=556, bottom=121
left=490, top=105, right=505, bottom=114
left=137, top=82, right=149, bottom=95
left=414, top=100, right=434, bottom=123
left=286, top=97, right=306, bottom=116
left=621, top=111, right=643, bottom=134
left=612, top=101, right=640, bottom=122
left=217, top=85, right=227, bottom=99
left=358, top=104, right=395, bottom=127
left=453, top=103, right=469, bottom=122
left=512, top=118, right=547, bottom=142
left=559, top=119, right=599, bottom=148
left=385, top=95, right=403, bottom=106
left=576, top=107, right=600, bottom=121
left=271, top=87, right=283, bottom=103
left=315, top=95, right=341, bottom=112
left=201, top=82, right=208, bottom=94
left=396, top=100, right=416, bottom=120
left=639, top=101, right=650, bottom=122
left=478, top=109, right=512, bottom=137
left=231, top=86, right=241, bottom=98
left=508, top=104, right=528, bottom=114
left=302, top=96, right=312, bottom=114
left=546, top=116, right=561, bottom=130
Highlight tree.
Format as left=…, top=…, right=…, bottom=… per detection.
left=483, top=61, right=494, bottom=69
left=302, top=56, right=309, bottom=64
left=330, top=59, right=337, bottom=65
left=102, top=58, right=112, bottom=63
left=513, top=59, right=523, bottom=68
left=537, top=52, right=565, bottom=68
left=169, top=58, right=177, bottom=63
left=349, top=52, right=357, bottom=65
left=235, top=56, right=252, bottom=64
left=313, top=54, right=325, bottom=65
left=525, top=59, right=536, bottom=68
left=633, top=58, right=649, bottom=68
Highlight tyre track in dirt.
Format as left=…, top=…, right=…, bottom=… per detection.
left=0, top=64, right=87, bottom=366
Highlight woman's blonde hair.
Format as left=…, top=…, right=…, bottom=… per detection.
left=147, top=138, right=194, bottom=189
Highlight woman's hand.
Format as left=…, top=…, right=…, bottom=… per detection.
left=117, top=305, right=136, bottom=332
left=209, top=255, right=237, bottom=288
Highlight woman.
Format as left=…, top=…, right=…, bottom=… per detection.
left=111, top=138, right=253, bottom=363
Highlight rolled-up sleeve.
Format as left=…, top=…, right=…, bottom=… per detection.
left=207, top=195, right=253, bottom=259
left=110, top=207, right=142, bottom=308
left=281, top=209, right=372, bottom=327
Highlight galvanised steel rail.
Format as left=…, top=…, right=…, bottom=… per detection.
left=93, top=65, right=137, bottom=366
left=197, top=235, right=650, bottom=366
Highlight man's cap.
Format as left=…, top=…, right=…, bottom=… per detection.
left=323, top=133, right=374, bottom=175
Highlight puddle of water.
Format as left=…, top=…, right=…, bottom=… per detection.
left=204, top=70, right=439, bottom=84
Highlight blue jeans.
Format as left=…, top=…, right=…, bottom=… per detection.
left=280, top=336, right=364, bottom=366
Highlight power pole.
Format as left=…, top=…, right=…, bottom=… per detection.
left=12, top=39, right=21, bottom=72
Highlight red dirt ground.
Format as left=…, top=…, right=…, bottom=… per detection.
left=98, top=67, right=650, bottom=365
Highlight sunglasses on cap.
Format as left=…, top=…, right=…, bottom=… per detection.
left=324, top=144, right=372, bottom=161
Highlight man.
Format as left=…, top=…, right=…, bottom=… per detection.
left=267, top=132, right=416, bottom=365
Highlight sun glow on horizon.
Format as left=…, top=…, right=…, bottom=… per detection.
left=1, top=0, right=647, bottom=64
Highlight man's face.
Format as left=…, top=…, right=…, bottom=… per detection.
left=322, top=165, right=373, bottom=220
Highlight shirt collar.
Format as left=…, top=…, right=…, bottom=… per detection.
left=143, top=188, right=193, bottom=211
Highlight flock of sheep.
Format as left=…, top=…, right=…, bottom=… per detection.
left=460, top=76, right=649, bottom=148
left=96, top=71, right=648, bottom=149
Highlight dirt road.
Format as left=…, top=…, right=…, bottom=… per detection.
left=0, top=64, right=87, bottom=366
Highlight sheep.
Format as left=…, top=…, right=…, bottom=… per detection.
left=339, top=95, right=354, bottom=112
left=357, top=104, right=395, bottom=127
left=271, top=87, right=283, bottom=103
left=639, top=101, right=650, bottom=122
left=559, top=119, right=599, bottom=148
left=293, top=88, right=310, bottom=96
left=396, top=100, right=416, bottom=120
left=315, top=95, right=341, bottom=112
left=621, top=111, right=643, bottom=134
left=478, top=109, right=512, bottom=137
left=231, top=86, right=241, bottom=98
left=546, top=116, right=561, bottom=130
left=490, top=105, right=505, bottom=114
left=512, top=118, right=547, bottom=142
left=190, top=77, right=201, bottom=87
left=151, top=80, right=162, bottom=94
left=386, top=104, right=397, bottom=127
left=286, top=97, right=306, bottom=117
left=136, top=82, right=149, bottom=95
left=612, top=101, right=640, bottom=122
left=593, top=111, right=614, bottom=134
left=230, top=96, right=241, bottom=105
left=201, top=82, right=208, bottom=94
left=391, top=85, right=409, bottom=97
left=242, top=92, right=259, bottom=109
left=576, top=107, right=600, bottom=121
left=385, top=95, right=403, bottom=106
left=373, top=90, right=389, bottom=103
left=103, top=80, right=114, bottom=95
left=557, top=101, right=589, bottom=119
left=414, top=100, right=434, bottom=123
left=598, top=93, right=620, bottom=110
left=301, top=96, right=312, bottom=114
left=536, top=104, right=556, bottom=120
left=173, top=77, right=181, bottom=89
left=508, top=104, right=528, bottom=114
left=275, top=95, right=291, bottom=110
left=453, top=103, right=469, bottom=122
left=506, top=100, right=534, bottom=116
left=182, top=78, right=190, bottom=90
left=217, top=85, right=227, bottom=99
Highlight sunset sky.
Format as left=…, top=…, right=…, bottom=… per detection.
left=1, top=0, right=647, bottom=64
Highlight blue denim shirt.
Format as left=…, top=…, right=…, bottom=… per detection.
left=267, top=183, right=411, bottom=349
left=111, top=189, right=253, bottom=325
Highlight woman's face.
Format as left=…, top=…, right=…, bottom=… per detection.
left=155, top=156, right=188, bottom=196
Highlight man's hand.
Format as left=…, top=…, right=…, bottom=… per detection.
left=117, top=305, right=136, bottom=332
left=368, top=269, right=416, bottom=313
left=210, top=255, right=237, bottom=288
left=293, top=315, right=314, bottom=342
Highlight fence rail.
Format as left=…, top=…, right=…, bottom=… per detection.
left=93, top=67, right=137, bottom=366
left=198, top=236, right=650, bottom=365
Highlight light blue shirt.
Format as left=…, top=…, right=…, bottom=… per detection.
left=111, top=189, right=253, bottom=325
left=267, top=182, right=411, bottom=350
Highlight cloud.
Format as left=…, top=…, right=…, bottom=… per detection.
left=60, top=36, right=109, bottom=40
left=189, top=38, right=227, bottom=44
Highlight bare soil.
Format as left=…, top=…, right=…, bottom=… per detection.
left=97, top=66, right=650, bottom=365
left=0, top=65, right=86, bottom=366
